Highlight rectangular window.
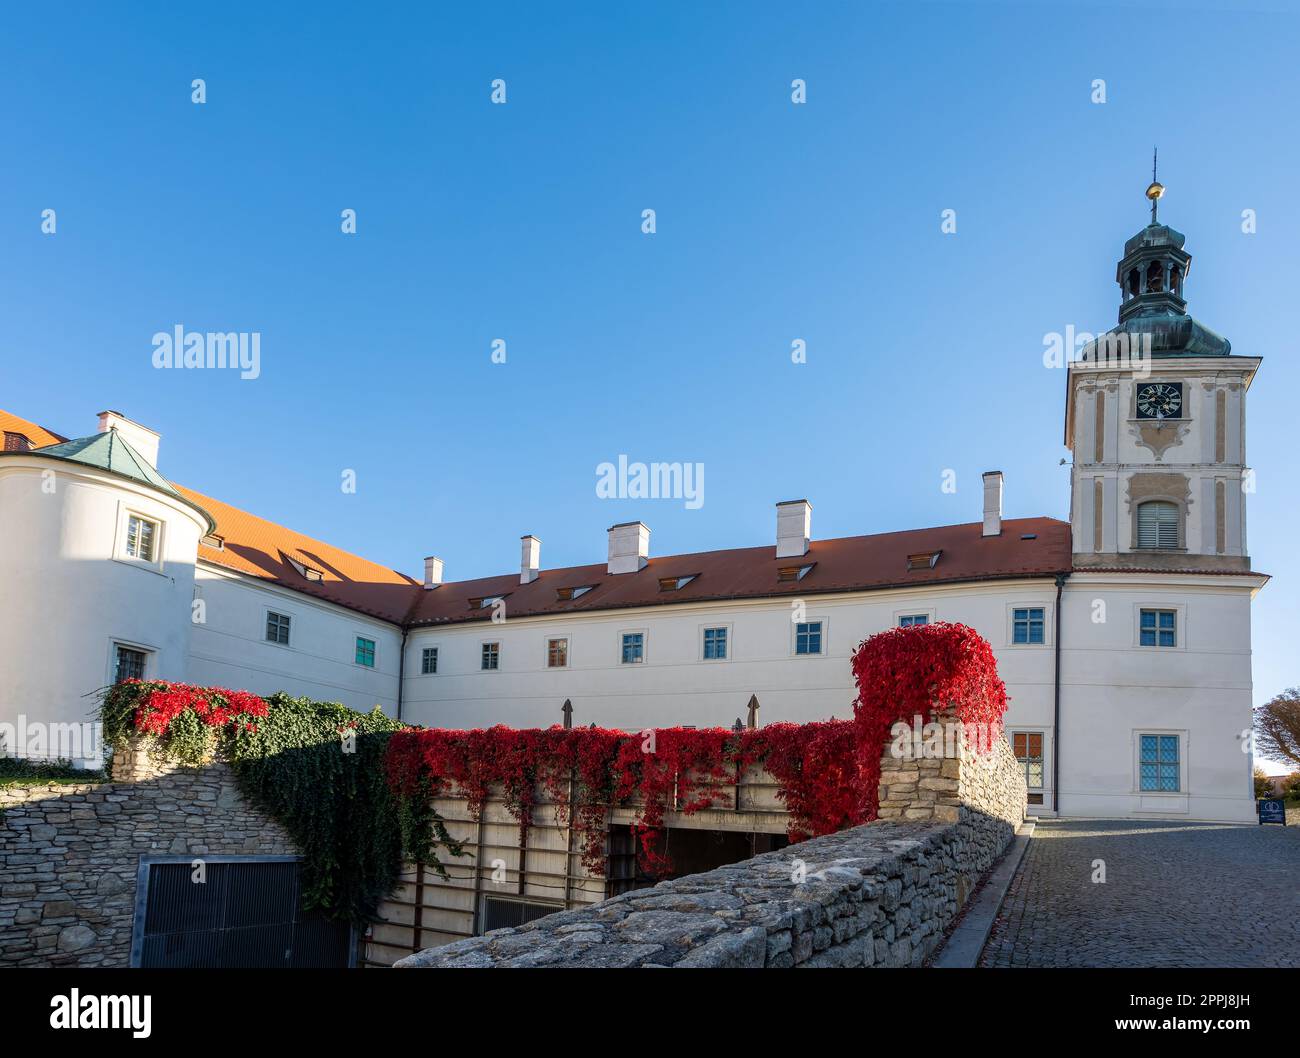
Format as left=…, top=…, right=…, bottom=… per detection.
left=621, top=632, right=644, bottom=664
left=266, top=612, right=291, bottom=645
left=1012, top=607, right=1045, bottom=644
left=702, top=627, right=728, bottom=660
left=1139, top=608, right=1177, bottom=648
left=795, top=621, right=823, bottom=655
left=114, top=645, right=147, bottom=683
left=481, top=642, right=500, bottom=671
left=125, top=514, right=158, bottom=562
left=355, top=637, right=376, bottom=667
left=899, top=614, right=929, bottom=627
left=421, top=647, right=438, bottom=674
left=547, top=638, right=568, bottom=668
left=1012, top=732, right=1044, bottom=790
left=1140, top=734, right=1180, bottom=792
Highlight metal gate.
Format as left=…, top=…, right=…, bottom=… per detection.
left=131, top=856, right=354, bottom=968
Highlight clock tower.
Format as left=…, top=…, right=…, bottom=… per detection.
left=1065, top=172, right=1261, bottom=571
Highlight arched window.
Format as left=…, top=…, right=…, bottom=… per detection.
left=1145, top=260, right=1164, bottom=293
left=1136, top=501, right=1179, bottom=549
left=1127, top=268, right=1140, bottom=297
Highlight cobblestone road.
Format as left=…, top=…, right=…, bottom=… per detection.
left=979, top=819, right=1300, bottom=967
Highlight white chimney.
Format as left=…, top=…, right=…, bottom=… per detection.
left=776, top=499, right=812, bottom=558
left=520, top=535, right=541, bottom=584
left=97, top=410, right=160, bottom=469
left=423, top=556, right=444, bottom=589
left=982, top=471, right=1004, bottom=537
left=607, top=521, right=650, bottom=575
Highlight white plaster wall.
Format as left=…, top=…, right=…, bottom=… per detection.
left=0, top=460, right=207, bottom=766
left=1058, top=573, right=1258, bottom=823
left=186, top=564, right=401, bottom=717
left=400, top=578, right=1062, bottom=740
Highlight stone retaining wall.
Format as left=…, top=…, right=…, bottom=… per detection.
left=0, top=742, right=293, bottom=967
left=396, top=717, right=1027, bottom=968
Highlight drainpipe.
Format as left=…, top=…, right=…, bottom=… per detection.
left=1053, top=573, right=1068, bottom=816
left=396, top=627, right=408, bottom=722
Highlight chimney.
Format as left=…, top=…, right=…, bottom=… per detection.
left=982, top=471, right=1003, bottom=537
left=607, top=521, right=649, bottom=574
left=423, top=556, right=444, bottom=589
left=776, top=499, right=812, bottom=558
left=520, top=535, right=541, bottom=584
left=97, top=410, right=160, bottom=469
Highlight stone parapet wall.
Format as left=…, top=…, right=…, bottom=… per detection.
left=0, top=742, right=293, bottom=967
left=397, top=807, right=1012, bottom=968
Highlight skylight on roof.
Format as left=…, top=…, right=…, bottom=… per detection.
left=658, top=574, right=698, bottom=592
left=556, top=585, right=595, bottom=601
left=777, top=563, right=815, bottom=583
left=906, top=550, right=942, bottom=571
left=469, top=594, right=507, bottom=610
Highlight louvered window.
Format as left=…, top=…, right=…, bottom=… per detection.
left=1136, top=501, right=1179, bottom=549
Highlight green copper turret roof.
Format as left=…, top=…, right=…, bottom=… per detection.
left=3, top=429, right=216, bottom=532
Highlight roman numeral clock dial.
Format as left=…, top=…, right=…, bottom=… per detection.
left=1136, top=382, right=1183, bottom=420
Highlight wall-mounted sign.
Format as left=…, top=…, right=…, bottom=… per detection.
left=1257, top=798, right=1287, bottom=825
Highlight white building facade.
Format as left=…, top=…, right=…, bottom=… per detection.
left=0, top=206, right=1266, bottom=823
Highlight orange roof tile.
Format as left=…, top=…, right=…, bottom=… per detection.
left=176, top=486, right=421, bottom=623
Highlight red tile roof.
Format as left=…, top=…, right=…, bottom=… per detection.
left=176, top=485, right=422, bottom=623
left=405, top=518, right=1073, bottom=627
left=2, top=408, right=1075, bottom=627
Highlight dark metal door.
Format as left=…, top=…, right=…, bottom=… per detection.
left=133, top=858, right=352, bottom=968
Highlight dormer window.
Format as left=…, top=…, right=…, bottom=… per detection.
left=556, top=585, right=595, bottom=601
left=201, top=533, right=225, bottom=551
left=287, top=557, right=324, bottom=582
left=658, top=575, right=697, bottom=592
left=3, top=431, right=31, bottom=452
left=469, top=594, right=507, bottom=610
left=777, top=563, right=815, bottom=583
left=906, top=550, right=942, bottom=571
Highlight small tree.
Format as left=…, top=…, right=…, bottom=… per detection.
left=1253, top=767, right=1274, bottom=799
left=1254, top=688, right=1300, bottom=769
left=1285, top=771, right=1300, bottom=801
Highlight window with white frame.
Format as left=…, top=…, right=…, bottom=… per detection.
left=702, top=627, right=728, bottom=660
left=1136, top=501, right=1180, bottom=549
left=621, top=632, right=644, bottom=664
left=899, top=614, right=929, bottom=627
left=1139, top=734, right=1179, bottom=792
left=1012, top=607, right=1045, bottom=644
left=421, top=647, right=438, bottom=674
left=1139, top=608, right=1177, bottom=647
left=113, top=644, right=148, bottom=683
left=125, top=514, right=159, bottom=562
left=795, top=621, right=823, bottom=655
left=547, top=638, right=569, bottom=668
left=266, top=611, right=291, bottom=645
left=481, top=642, right=500, bottom=671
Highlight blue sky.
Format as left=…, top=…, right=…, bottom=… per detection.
left=2, top=1, right=1297, bottom=720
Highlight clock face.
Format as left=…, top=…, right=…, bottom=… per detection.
left=1136, top=382, right=1183, bottom=420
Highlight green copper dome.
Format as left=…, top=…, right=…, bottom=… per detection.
left=3, top=429, right=216, bottom=532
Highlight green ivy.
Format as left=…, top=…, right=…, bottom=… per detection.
left=99, top=683, right=465, bottom=923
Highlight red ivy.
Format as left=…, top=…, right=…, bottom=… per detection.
left=850, top=621, right=1008, bottom=818
left=123, top=678, right=269, bottom=737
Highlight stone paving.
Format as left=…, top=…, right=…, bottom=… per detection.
left=979, top=818, right=1300, bottom=968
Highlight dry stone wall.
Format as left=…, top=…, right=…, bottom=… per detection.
left=0, top=743, right=293, bottom=967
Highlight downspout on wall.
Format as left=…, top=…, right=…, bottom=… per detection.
left=396, top=628, right=408, bottom=721
left=1053, top=572, right=1068, bottom=815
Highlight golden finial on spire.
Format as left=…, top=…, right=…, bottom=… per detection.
left=1145, top=147, right=1164, bottom=223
